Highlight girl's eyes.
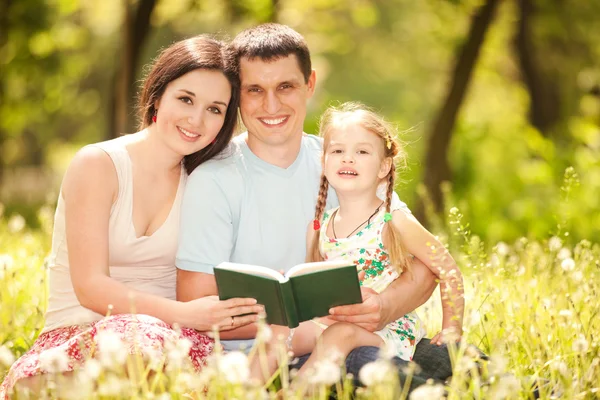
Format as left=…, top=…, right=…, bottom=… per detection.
left=330, top=149, right=369, bottom=154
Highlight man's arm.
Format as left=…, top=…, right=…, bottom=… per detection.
left=328, top=257, right=436, bottom=331
left=176, top=167, right=259, bottom=339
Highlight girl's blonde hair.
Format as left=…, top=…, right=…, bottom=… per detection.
left=308, top=102, right=411, bottom=276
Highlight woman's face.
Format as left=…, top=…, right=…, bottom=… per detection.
left=154, top=69, right=231, bottom=156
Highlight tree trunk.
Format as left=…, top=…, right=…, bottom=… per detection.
left=108, top=0, right=157, bottom=139
left=0, top=0, right=12, bottom=189
left=416, top=0, right=500, bottom=223
left=514, top=0, right=561, bottom=136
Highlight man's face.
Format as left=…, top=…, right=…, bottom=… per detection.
left=239, top=55, right=316, bottom=148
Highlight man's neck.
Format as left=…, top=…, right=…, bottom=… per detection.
left=246, top=133, right=303, bottom=169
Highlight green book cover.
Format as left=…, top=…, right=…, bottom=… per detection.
left=214, top=261, right=362, bottom=328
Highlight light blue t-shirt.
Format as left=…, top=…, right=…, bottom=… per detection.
left=176, top=132, right=409, bottom=351
left=176, top=133, right=333, bottom=274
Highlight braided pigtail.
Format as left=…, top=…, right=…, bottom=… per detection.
left=381, top=163, right=412, bottom=277
left=307, top=174, right=329, bottom=262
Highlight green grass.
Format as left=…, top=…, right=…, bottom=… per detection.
left=0, top=201, right=598, bottom=399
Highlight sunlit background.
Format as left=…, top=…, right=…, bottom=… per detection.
left=1, top=0, right=599, bottom=243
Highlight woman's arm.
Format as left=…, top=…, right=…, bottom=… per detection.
left=63, top=147, right=261, bottom=332
left=177, top=269, right=259, bottom=339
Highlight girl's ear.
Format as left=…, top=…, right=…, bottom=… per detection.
left=378, top=157, right=393, bottom=179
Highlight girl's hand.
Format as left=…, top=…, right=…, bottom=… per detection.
left=179, top=296, right=263, bottom=332
left=431, top=326, right=462, bottom=346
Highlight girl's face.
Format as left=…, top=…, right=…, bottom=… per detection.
left=323, top=123, right=391, bottom=196
left=153, top=69, right=231, bottom=156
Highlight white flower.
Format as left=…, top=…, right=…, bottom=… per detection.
left=456, top=355, right=477, bottom=373
left=548, top=236, right=562, bottom=252
left=572, top=270, right=584, bottom=282
left=495, top=242, right=510, bottom=256
left=551, top=360, right=568, bottom=377
left=84, top=358, right=102, bottom=379
left=96, top=330, right=127, bottom=367
left=572, top=334, right=589, bottom=353
left=557, top=248, right=572, bottom=260
left=173, top=372, right=198, bottom=392
left=409, top=383, right=445, bottom=399
left=487, top=355, right=508, bottom=376
left=0, top=345, right=15, bottom=367
left=378, top=342, right=397, bottom=360
left=558, top=309, right=573, bottom=318
left=308, top=359, right=341, bottom=386
left=359, top=359, right=394, bottom=386
left=216, top=351, right=249, bottom=384
left=560, top=258, right=575, bottom=272
left=165, top=337, right=192, bottom=368
left=490, top=373, right=521, bottom=399
left=0, top=254, right=14, bottom=271
left=97, top=374, right=129, bottom=396
left=39, top=347, right=70, bottom=373
left=256, top=325, right=273, bottom=343
left=7, top=214, right=25, bottom=233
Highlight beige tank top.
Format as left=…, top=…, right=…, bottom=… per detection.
left=43, top=137, right=186, bottom=333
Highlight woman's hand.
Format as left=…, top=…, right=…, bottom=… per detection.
left=178, top=296, right=263, bottom=332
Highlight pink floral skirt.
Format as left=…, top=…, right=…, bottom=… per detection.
left=0, top=314, right=214, bottom=399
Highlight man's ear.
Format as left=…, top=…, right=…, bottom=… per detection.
left=306, top=69, right=316, bottom=98
left=378, top=157, right=393, bottom=179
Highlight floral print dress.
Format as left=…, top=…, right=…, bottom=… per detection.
left=319, top=207, right=426, bottom=361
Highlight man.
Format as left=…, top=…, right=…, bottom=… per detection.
left=176, top=23, right=453, bottom=391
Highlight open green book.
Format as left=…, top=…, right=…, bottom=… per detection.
left=214, top=260, right=362, bottom=328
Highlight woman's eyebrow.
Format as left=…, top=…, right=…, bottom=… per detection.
left=178, top=89, right=227, bottom=106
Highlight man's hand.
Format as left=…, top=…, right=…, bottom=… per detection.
left=327, top=286, right=385, bottom=332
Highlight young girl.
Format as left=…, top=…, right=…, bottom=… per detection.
left=252, top=102, right=464, bottom=384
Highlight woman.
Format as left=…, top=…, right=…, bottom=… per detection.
left=0, top=35, right=261, bottom=398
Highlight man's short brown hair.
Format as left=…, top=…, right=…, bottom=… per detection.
left=228, top=23, right=312, bottom=83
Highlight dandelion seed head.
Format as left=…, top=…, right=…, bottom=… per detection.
left=487, top=355, right=508, bottom=376
left=256, top=324, right=272, bottom=343
left=308, top=359, right=341, bottom=386
left=7, top=214, right=26, bottom=233
left=409, top=383, right=445, bottom=399
left=549, top=236, right=562, bottom=252
left=217, top=351, right=249, bottom=384
left=561, top=257, right=575, bottom=272
left=558, top=309, right=573, bottom=318
left=557, top=248, right=572, bottom=260
left=572, top=270, right=584, bottom=282
left=97, top=374, right=130, bottom=396
left=39, top=347, right=70, bottom=373
left=551, top=360, right=568, bottom=377
left=96, top=330, right=127, bottom=367
left=572, top=334, right=589, bottom=353
left=359, top=359, right=394, bottom=386
left=84, top=358, right=102, bottom=379
left=0, top=345, right=15, bottom=367
left=495, top=242, right=510, bottom=256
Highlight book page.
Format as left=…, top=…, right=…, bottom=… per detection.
left=215, top=262, right=287, bottom=283
left=286, top=260, right=354, bottom=278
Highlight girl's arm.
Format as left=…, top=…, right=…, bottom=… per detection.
left=391, top=209, right=464, bottom=343
left=63, top=147, right=261, bottom=332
